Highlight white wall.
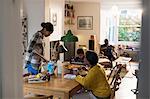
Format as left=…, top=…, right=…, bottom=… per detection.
left=24, top=0, right=45, bottom=41
left=48, top=0, right=65, bottom=41
left=73, top=2, right=100, bottom=53
left=100, top=9, right=110, bottom=44
left=0, top=0, right=23, bottom=98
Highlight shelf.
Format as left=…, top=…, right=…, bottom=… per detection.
left=64, top=3, right=75, bottom=25
left=64, top=20, right=75, bottom=25
left=65, top=8, right=74, bottom=12
left=64, top=3, right=75, bottom=18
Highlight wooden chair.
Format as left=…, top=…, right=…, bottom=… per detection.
left=107, top=64, right=123, bottom=99
left=107, top=65, right=121, bottom=82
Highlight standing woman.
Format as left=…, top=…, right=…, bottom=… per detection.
left=24, top=22, right=54, bottom=75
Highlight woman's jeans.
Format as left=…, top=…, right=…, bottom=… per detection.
left=72, top=91, right=110, bottom=99
left=72, top=91, right=97, bottom=99
left=27, top=63, right=40, bottom=75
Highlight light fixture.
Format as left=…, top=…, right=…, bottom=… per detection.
left=61, top=29, right=78, bottom=42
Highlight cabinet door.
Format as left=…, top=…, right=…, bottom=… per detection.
left=64, top=42, right=75, bottom=61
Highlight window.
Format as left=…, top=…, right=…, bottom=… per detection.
left=118, top=10, right=141, bottom=42
left=100, top=8, right=142, bottom=46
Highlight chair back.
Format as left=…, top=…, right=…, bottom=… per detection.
left=108, top=64, right=123, bottom=99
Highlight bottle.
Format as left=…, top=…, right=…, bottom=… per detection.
left=47, top=61, right=54, bottom=75
left=70, top=57, right=75, bottom=63
left=57, top=60, right=62, bottom=76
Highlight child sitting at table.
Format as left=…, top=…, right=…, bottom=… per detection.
left=70, top=48, right=85, bottom=64
left=73, top=50, right=111, bottom=99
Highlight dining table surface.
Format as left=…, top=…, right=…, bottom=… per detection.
left=24, top=76, right=82, bottom=99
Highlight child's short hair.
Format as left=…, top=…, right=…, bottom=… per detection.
left=77, top=48, right=84, bottom=55
left=86, top=51, right=98, bottom=66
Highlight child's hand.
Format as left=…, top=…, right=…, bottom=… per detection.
left=23, top=73, right=30, bottom=77
left=81, top=66, right=88, bottom=71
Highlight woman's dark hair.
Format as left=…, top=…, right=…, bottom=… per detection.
left=77, top=48, right=84, bottom=55
left=86, top=51, right=98, bottom=66
left=41, top=22, right=54, bottom=32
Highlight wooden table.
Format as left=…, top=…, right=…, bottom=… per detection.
left=98, top=58, right=112, bottom=68
left=114, top=56, right=132, bottom=66
left=24, top=77, right=81, bottom=99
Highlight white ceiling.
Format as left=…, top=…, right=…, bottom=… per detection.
left=68, top=0, right=141, bottom=3
left=101, top=0, right=142, bottom=9
left=66, top=0, right=100, bottom=3
left=67, top=0, right=142, bottom=9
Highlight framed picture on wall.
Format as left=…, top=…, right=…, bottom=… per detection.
left=77, top=16, right=93, bottom=30
left=52, top=13, right=57, bottom=26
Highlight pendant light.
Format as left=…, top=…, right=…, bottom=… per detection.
left=61, top=29, right=78, bottom=42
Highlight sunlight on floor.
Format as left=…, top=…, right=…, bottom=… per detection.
left=115, top=62, right=139, bottom=99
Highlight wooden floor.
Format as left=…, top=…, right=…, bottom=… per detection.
left=115, top=62, right=139, bottom=99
